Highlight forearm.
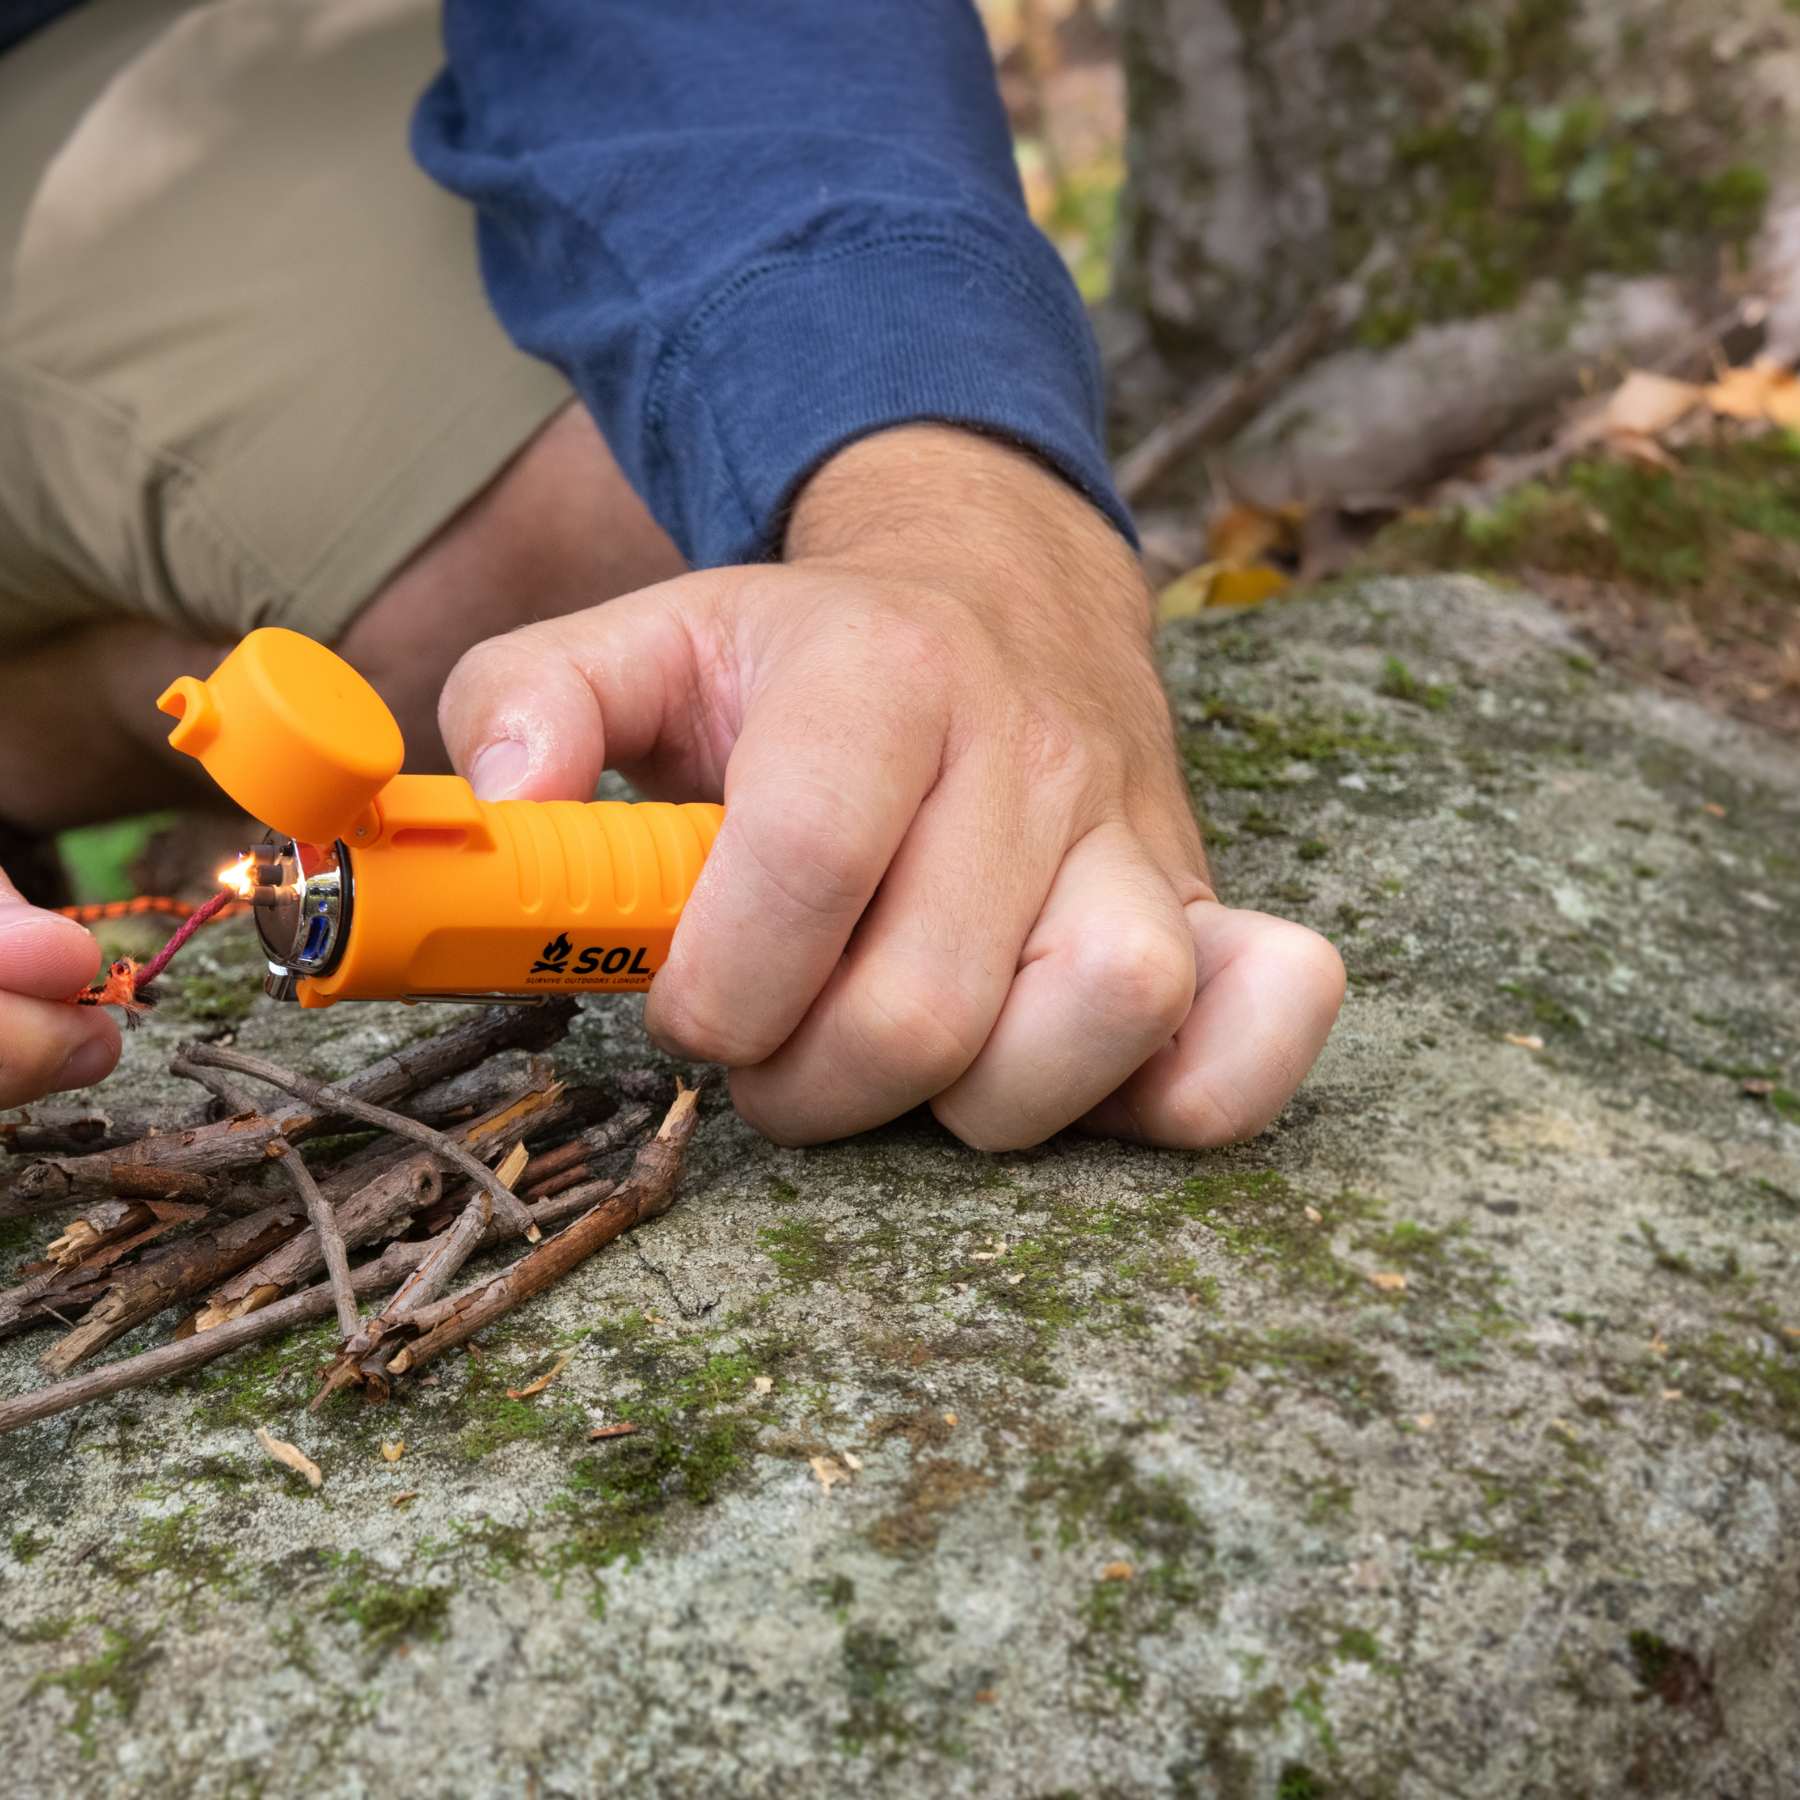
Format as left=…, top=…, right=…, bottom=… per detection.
left=413, top=2, right=1131, bottom=567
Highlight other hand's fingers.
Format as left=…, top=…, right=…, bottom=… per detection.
left=927, top=823, right=1197, bottom=1151
left=646, top=623, right=952, bottom=1067
left=0, top=867, right=103, bottom=999
left=0, top=992, right=121, bottom=1108
left=1081, top=903, right=1345, bottom=1148
left=727, top=743, right=1067, bottom=1142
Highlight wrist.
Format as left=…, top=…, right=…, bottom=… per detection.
left=784, top=426, right=1149, bottom=628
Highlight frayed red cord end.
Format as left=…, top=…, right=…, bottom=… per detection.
left=62, top=888, right=241, bottom=1023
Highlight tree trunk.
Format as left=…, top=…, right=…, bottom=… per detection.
left=1112, top=0, right=1800, bottom=504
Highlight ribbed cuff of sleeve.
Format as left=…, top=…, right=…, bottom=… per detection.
left=639, top=227, right=1136, bottom=569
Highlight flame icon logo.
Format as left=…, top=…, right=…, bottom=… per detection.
left=530, top=932, right=574, bottom=974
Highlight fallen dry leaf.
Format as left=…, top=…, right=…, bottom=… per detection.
left=843, top=1451, right=865, bottom=1472
left=752, top=1375, right=774, bottom=1396
left=587, top=1422, right=639, bottom=1442
left=390, top=1490, right=419, bottom=1508
left=974, top=1688, right=999, bottom=1704
left=1505, top=1033, right=1546, bottom=1052
left=380, top=1440, right=405, bottom=1463
left=1368, top=1271, right=1408, bottom=1294
left=1100, top=1560, right=1135, bottom=1582
left=1700, top=802, right=1728, bottom=819
left=1414, top=1412, right=1437, bottom=1432
left=1660, top=1389, right=1684, bottom=1404
left=1706, top=359, right=1800, bottom=426
left=809, top=1455, right=851, bottom=1495
left=1743, top=1079, right=1775, bottom=1098
left=1304, top=1205, right=1324, bottom=1226
left=507, top=1349, right=574, bottom=1401
left=942, top=1411, right=959, bottom=1428
left=255, top=1427, right=322, bottom=1489
left=1006, top=1272, right=1025, bottom=1286
left=1593, top=370, right=1703, bottom=442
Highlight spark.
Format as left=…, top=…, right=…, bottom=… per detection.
left=218, top=852, right=257, bottom=900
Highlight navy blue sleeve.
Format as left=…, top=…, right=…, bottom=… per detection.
left=412, top=1, right=1134, bottom=569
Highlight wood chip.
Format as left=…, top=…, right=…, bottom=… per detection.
left=254, top=1426, right=322, bottom=1489
left=942, top=1411, right=958, bottom=1427
left=1414, top=1412, right=1436, bottom=1432
left=493, top=1141, right=530, bottom=1190
left=974, top=1688, right=998, bottom=1704
left=1700, top=802, right=1727, bottom=819
left=390, top=1490, right=419, bottom=1508
left=1100, top=1560, right=1135, bottom=1582
left=587, top=1422, right=639, bottom=1441
left=1742, top=1079, right=1775, bottom=1098
left=506, top=1349, right=573, bottom=1400
left=842, top=1451, right=864, bottom=1472
left=1304, top=1205, right=1324, bottom=1225
left=1368, top=1271, right=1408, bottom=1294
left=1504, top=1033, right=1546, bottom=1052
left=1660, top=1389, right=1684, bottom=1403
left=752, top=1376, right=774, bottom=1395
left=380, top=1440, right=405, bottom=1463
left=809, top=1455, right=851, bottom=1494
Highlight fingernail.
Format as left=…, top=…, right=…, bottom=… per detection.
left=469, top=738, right=530, bottom=801
left=57, top=1036, right=117, bottom=1092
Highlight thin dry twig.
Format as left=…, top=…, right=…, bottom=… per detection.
left=183, top=1042, right=541, bottom=1244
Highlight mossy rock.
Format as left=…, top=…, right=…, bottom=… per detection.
left=2, top=579, right=1797, bottom=1795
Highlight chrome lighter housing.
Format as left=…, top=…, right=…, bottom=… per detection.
left=251, top=837, right=351, bottom=1001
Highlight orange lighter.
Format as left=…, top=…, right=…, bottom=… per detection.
left=156, top=628, right=722, bottom=1009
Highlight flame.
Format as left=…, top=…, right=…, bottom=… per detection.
left=218, top=852, right=258, bottom=900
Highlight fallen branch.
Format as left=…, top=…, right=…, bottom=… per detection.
left=1114, top=249, right=1387, bottom=507
left=518, top=1104, right=653, bottom=1199
left=386, top=1085, right=699, bottom=1380
left=183, top=1043, right=541, bottom=1244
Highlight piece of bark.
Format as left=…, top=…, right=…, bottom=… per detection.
left=0, top=1170, right=622, bottom=1437
left=387, top=1086, right=698, bottom=1379
left=0, top=1001, right=576, bottom=1218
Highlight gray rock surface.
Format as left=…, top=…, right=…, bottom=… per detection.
left=2, top=578, right=1797, bottom=1798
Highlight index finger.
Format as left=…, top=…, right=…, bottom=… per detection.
left=645, top=641, right=950, bottom=1068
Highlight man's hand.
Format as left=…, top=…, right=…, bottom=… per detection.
left=440, top=426, right=1343, bottom=1150
left=0, top=866, right=120, bottom=1109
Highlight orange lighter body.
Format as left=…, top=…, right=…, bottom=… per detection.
left=156, top=629, right=722, bottom=1009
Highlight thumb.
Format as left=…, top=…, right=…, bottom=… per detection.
left=438, top=578, right=730, bottom=803
left=0, top=864, right=102, bottom=1000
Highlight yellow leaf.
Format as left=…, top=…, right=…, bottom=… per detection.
left=255, top=1427, right=322, bottom=1489
left=1158, top=563, right=1222, bottom=622
left=1207, top=500, right=1305, bottom=566
left=1206, top=565, right=1292, bottom=610
left=1100, top=1560, right=1135, bottom=1582
left=1368, top=1271, right=1408, bottom=1294
left=1706, top=359, right=1800, bottom=424
left=380, top=1440, right=405, bottom=1463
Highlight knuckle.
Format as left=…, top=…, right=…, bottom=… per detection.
left=734, top=788, right=882, bottom=922
left=650, top=993, right=783, bottom=1069
left=1072, top=914, right=1196, bottom=1040
left=846, top=970, right=990, bottom=1095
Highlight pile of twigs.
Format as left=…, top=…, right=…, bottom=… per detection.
left=0, top=1001, right=700, bottom=1437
